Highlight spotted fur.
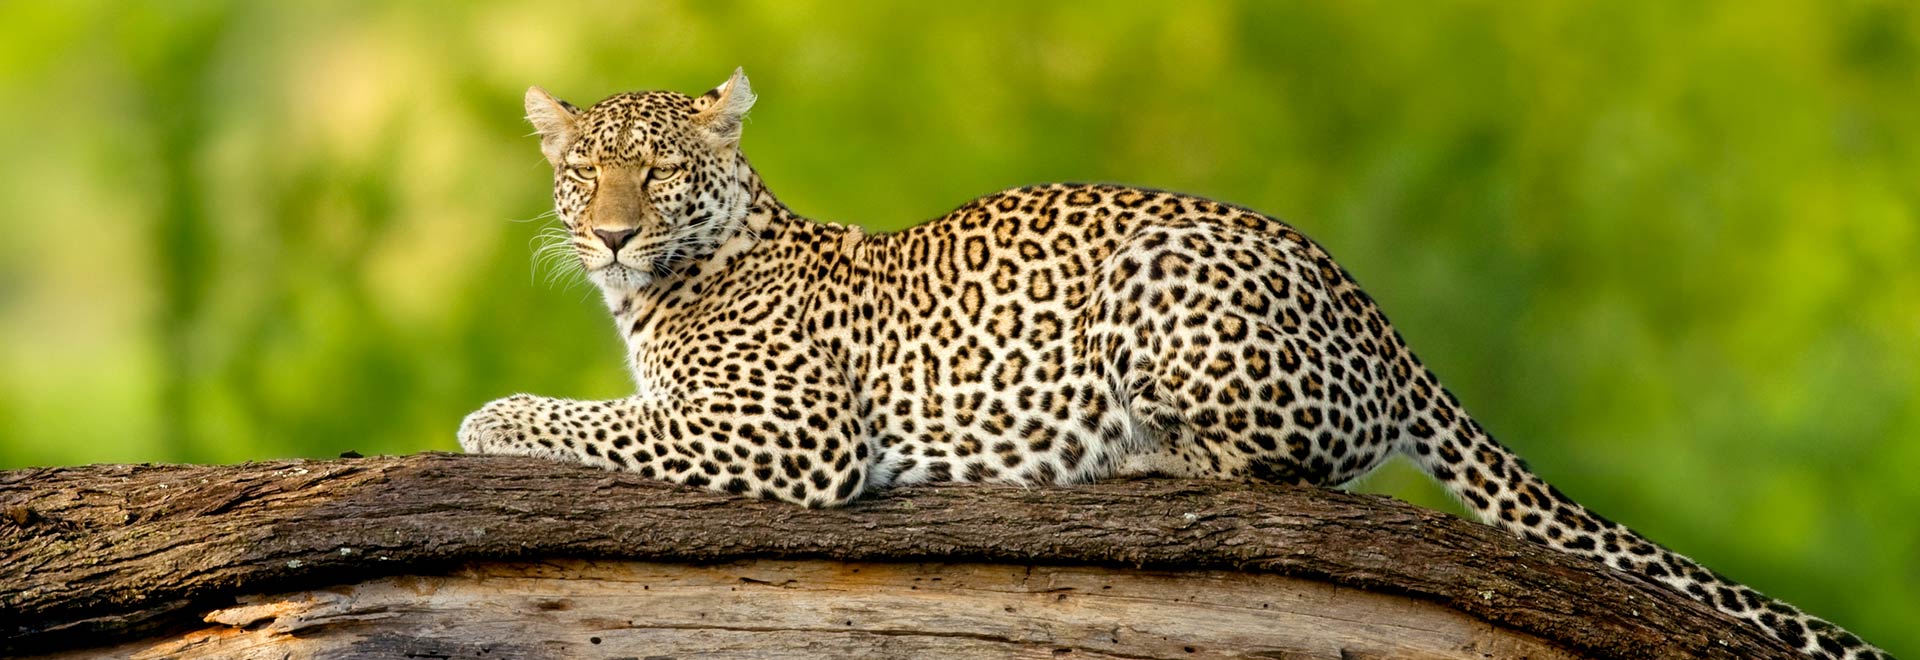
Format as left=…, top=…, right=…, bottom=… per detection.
left=460, top=69, right=1890, bottom=659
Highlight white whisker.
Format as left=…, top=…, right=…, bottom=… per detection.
left=528, top=225, right=589, bottom=290
left=510, top=209, right=559, bottom=224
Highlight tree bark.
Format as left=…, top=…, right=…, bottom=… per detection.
left=0, top=453, right=1796, bottom=659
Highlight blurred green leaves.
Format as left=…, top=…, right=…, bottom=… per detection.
left=0, top=1, right=1913, bottom=653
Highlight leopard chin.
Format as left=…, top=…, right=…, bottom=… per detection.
left=589, top=263, right=654, bottom=293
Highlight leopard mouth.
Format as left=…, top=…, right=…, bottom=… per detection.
left=588, top=262, right=654, bottom=292
left=592, top=250, right=674, bottom=279
left=580, top=245, right=657, bottom=276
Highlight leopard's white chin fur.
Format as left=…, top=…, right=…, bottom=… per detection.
left=589, top=264, right=654, bottom=295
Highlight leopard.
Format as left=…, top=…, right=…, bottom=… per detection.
left=458, top=68, right=1891, bottom=660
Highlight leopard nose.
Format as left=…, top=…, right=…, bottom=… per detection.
left=593, top=228, right=638, bottom=251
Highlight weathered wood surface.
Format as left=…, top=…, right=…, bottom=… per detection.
left=43, top=560, right=1590, bottom=660
left=0, top=453, right=1797, bottom=659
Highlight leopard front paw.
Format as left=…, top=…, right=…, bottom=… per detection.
left=457, top=394, right=540, bottom=454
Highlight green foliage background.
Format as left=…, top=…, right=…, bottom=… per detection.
left=0, top=1, right=1914, bottom=651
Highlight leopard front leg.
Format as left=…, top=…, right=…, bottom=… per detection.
left=459, top=392, right=871, bottom=508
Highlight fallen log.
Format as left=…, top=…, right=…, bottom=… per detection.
left=0, top=453, right=1796, bottom=659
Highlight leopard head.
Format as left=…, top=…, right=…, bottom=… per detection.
left=524, top=68, right=758, bottom=293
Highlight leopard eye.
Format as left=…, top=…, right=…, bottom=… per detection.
left=564, top=165, right=598, bottom=182
left=648, top=162, right=682, bottom=184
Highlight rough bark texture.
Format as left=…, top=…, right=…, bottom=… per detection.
left=0, top=453, right=1796, bottom=659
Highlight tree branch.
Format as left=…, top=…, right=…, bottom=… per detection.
left=0, top=453, right=1795, bottom=658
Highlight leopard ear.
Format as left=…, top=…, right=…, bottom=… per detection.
left=525, top=86, right=579, bottom=167
left=693, top=67, right=755, bottom=145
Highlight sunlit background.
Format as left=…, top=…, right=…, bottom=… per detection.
left=0, top=1, right=1914, bottom=653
